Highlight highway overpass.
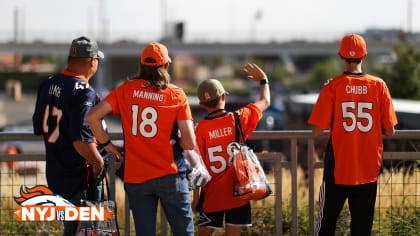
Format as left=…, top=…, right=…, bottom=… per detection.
left=0, top=40, right=405, bottom=57
left=1, top=40, right=416, bottom=94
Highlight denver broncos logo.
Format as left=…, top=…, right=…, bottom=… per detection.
left=14, top=185, right=74, bottom=207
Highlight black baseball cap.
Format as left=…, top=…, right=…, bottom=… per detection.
left=68, top=36, right=104, bottom=60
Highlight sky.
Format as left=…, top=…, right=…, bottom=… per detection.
left=0, top=0, right=419, bottom=43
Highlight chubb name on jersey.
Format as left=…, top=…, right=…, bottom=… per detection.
left=133, top=90, right=164, bottom=102
left=346, top=85, right=368, bottom=95
left=208, top=127, right=233, bottom=140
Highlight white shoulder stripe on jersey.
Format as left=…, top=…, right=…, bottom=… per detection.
left=315, top=181, right=326, bottom=234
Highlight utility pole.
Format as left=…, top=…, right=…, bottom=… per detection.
left=96, top=0, right=108, bottom=94
left=99, top=0, right=108, bottom=43
left=407, top=0, right=413, bottom=34
left=14, top=7, right=18, bottom=43
left=13, top=7, right=19, bottom=71
left=162, top=0, right=168, bottom=40
left=87, top=7, right=94, bottom=38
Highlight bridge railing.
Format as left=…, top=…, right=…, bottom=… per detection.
left=0, top=130, right=419, bottom=235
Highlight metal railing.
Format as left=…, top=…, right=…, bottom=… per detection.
left=1, top=130, right=420, bottom=235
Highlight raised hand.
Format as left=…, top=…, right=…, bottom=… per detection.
left=243, top=63, right=268, bottom=82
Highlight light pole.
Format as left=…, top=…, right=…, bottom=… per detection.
left=407, top=0, right=413, bottom=34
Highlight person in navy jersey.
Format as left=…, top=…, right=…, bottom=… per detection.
left=32, top=36, right=110, bottom=236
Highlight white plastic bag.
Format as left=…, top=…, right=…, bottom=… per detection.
left=185, top=149, right=212, bottom=190
left=232, top=142, right=272, bottom=200
left=75, top=200, right=118, bottom=236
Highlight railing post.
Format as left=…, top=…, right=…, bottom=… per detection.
left=125, top=195, right=130, bottom=236
left=275, top=155, right=283, bottom=236
left=308, top=138, right=315, bottom=236
left=108, top=157, right=116, bottom=201
left=291, top=138, right=298, bottom=236
left=107, top=159, right=117, bottom=235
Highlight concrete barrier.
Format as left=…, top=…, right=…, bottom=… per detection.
left=5, top=79, right=22, bottom=101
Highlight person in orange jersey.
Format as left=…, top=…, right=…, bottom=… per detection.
left=192, top=63, right=270, bottom=236
left=3, top=145, right=19, bottom=172
left=87, top=42, right=196, bottom=236
left=308, top=34, right=398, bottom=235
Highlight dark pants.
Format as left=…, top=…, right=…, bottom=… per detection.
left=316, top=181, right=377, bottom=236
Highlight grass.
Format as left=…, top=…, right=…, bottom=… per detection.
left=244, top=164, right=420, bottom=235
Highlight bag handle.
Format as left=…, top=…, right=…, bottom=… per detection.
left=89, top=170, right=111, bottom=201
left=233, top=112, right=247, bottom=145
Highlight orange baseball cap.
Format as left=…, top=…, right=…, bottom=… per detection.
left=141, top=42, right=172, bottom=66
left=339, top=34, right=367, bottom=59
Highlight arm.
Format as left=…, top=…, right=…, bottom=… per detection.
left=383, top=127, right=395, bottom=137
left=73, top=141, right=104, bottom=178
left=312, top=125, right=324, bottom=137
left=243, top=63, right=271, bottom=112
left=86, top=101, right=123, bottom=161
left=177, top=119, right=196, bottom=150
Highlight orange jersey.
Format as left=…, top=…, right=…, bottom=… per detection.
left=308, top=72, right=398, bottom=185
left=104, top=79, right=193, bottom=183
left=195, top=104, right=262, bottom=212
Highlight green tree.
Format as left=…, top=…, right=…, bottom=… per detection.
left=379, top=44, right=420, bottom=99
left=308, top=57, right=342, bottom=89
left=266, top=65, right=292, bottom=84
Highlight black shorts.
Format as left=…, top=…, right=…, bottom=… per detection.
left=197, top=203, right=252, bottom=229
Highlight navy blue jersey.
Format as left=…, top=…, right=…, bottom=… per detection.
left=32, top=69, right=107, bottom=199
